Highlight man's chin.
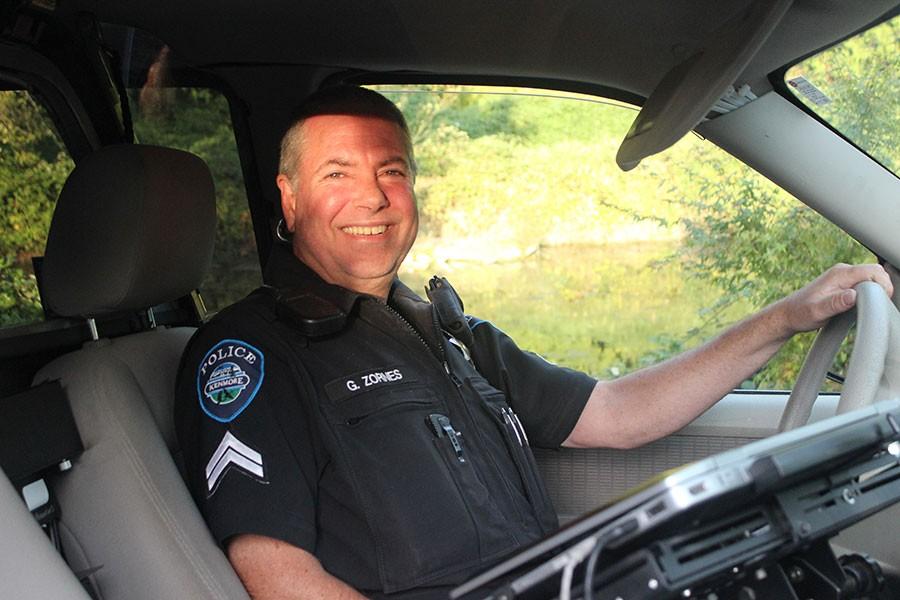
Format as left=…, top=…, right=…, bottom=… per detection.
left=346, top=256, right=407, bottom=279
left=331, top=265, right=403, bottom=296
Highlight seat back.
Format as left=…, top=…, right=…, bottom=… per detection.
left=31, top=144, right=250, bottom=600
left=0, top=467, right=91, bottom=600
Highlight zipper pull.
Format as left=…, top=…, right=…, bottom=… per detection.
left=428, top=413, right=466, bottom=462
left=443, top=361, right=462, bottom=387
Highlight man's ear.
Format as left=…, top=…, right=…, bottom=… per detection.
left=276, top=174, right=297, bottom=231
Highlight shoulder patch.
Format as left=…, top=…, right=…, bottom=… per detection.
left=197, top=339, right=265, bottom=423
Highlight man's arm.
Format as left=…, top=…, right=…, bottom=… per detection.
left=228, top=534, right=367, bottom=600
left=564, top=263, right=894, bottom=449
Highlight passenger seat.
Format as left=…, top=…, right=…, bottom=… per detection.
left=31, top=144, right=250, bottom=600
left=0, top=467, right=92, bottom=600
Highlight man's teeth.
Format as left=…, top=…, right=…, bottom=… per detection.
left=342, top=225, right=387, bottom=235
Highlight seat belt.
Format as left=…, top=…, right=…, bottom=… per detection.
left=0, top=381, right=100, bottom=599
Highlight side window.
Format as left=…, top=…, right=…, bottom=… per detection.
left=0, top=89, right=74, bottom=329
left=784, top=15, right=899, bottom=176
left=110, top=28, right=262, bottom=313
left=127, top=83, right=260, bottom=313
left=373, top=85, right=872, bottom=391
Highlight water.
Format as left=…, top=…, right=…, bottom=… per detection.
left=400, top=241, right=750, bottom=379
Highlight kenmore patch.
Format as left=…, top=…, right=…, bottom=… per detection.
left=197, top=339, right=264, bottom=422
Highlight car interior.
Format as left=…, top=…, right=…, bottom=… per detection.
left=1, top=0, right=899, bottom=599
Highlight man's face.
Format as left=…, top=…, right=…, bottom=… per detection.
left=277, top=114, right=418, bottom=298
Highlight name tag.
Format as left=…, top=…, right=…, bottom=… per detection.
left=325, top=366, right=415, bottom=403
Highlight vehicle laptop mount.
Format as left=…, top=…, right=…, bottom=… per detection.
left=452, top=399, right=900, bottom=600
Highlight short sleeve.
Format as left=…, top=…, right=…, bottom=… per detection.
left=174, top=314, right=319, bottom=553
left=468, top=318, right=597, bottom=448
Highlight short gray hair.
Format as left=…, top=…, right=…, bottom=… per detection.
left=278, top=86, right=416, bottom=183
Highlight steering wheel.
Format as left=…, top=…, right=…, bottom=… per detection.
left=778, top=281, right=900, bottom=432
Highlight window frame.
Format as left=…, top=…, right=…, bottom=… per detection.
left=769, top=7, right=900, bottom=182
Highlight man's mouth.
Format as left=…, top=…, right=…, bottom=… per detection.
left=341, top=225, right=388, bottom=236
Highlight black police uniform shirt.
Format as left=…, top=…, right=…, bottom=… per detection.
left=175, top=244, right=597, bottom=598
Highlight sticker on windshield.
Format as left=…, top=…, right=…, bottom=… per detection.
left=197, top=339, right=265, bottom=423
left=787, top=76, right=831, bottom=106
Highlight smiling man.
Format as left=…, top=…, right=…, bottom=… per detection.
left=275, top=111, right=419, bottom=300
left=175, top=86, right=893, bottom=600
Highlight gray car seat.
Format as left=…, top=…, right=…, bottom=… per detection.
left=30, top=144, right=250, bottom=600
left=0, top=467, right=92, bottom=600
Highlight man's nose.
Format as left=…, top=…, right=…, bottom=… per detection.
left=354, top=175, right=390, bottom=211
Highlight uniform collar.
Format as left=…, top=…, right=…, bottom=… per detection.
left=263, top=243, right=364, bottom=316
left=388, top=279, right=445, bottom=354
left=264, top=242, right=429, bottom=313
left=263, top=244, right=444, bottom=350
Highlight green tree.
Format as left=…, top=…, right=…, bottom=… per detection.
left=788, top=18, right=900, bottom=173
left=658, top=18, right=898, bottom=388
left=658, top=141, right=871, bottom=387
left=0, top=91, right=73, bottom=326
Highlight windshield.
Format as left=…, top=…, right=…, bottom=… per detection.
left=784, top=14, right=899, bottom=176
left=366, top=84, right=872, bottom=392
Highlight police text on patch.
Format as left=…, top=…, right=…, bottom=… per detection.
left=201, top=343, right=259, bottom=376
left=197, top=339, right=265, bottom=423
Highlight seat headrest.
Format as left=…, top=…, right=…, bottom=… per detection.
left=42, top=144, right=216, bottom=318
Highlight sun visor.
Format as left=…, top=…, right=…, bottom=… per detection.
left=616, top=0, right=793, bottom=171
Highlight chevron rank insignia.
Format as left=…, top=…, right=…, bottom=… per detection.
left=205, top=430, right=266, bottom=495
left=197, top=339, right=264, bottom=423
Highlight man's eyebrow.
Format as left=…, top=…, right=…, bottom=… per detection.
left=314, top=158, right=354, bottom=173
left=378, top=156, right=410, bottom=169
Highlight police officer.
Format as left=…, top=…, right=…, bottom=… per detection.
left=175, top=86, right=893, bottom=600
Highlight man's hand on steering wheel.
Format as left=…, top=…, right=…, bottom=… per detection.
left=778, top=263, right=899, bottom=432
left=778, top=263, right=894, bottom=335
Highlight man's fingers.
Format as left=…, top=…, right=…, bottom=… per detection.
left=821, top=264, right=894, bottom=320
left=832, top=263, right=893, bottom=298
left=835, top=288, right=856, bottom=312
left=812, top=288, right=857, bottom=325
left=785, top=263, right=894, bottom=334
left=872, top=267, right=894, bottom=298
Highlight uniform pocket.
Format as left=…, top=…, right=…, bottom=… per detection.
left=467, top=376, right=559, bottom=534
left=321, top=384, right=435, bottom=425
left=322, top=384, right=515, bottom=592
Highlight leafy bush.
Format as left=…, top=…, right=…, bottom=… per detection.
left=0, top=92, right=72, bottom=327
left=658, top=141, right=871, bottom=387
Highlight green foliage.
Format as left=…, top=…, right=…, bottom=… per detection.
left=504, top=94, right=634, bottom=145
left=400, top=242, right=737, bottom=378
left=417, top=135, right=678, bottom=246
left=652, top=139, right=872, bottom=387
left=376, top=87, right=678, bottom=251
left=0, top=85, right=258, bottom=330
left=2, top=18, right=896, bottom=397
left=381, top=86, right=531, bottom=185
left=0, top=255, right=44, bottom=327
left=654, top=19, right=898, bottom=387
left=388, top=74, right=886, bottom=389
left=0, top=91, right=73, bottom=327
left=787, top=18, right=900, bottom=173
